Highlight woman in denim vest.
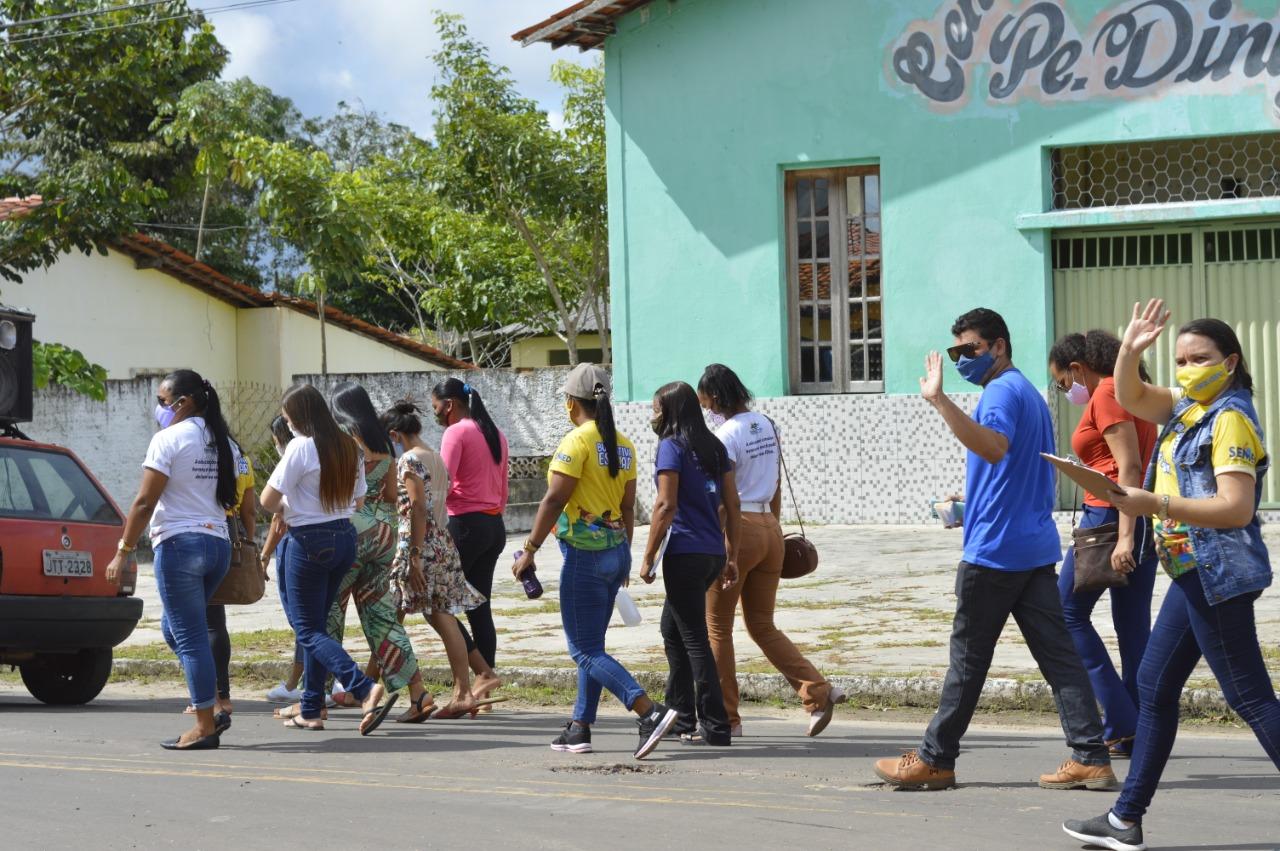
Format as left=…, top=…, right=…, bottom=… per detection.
left=1064, top=300, right=1280, bottom=851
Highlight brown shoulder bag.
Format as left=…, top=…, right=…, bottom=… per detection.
left=211, top=517, right=265, bottom=606
left=765, top=417, right=818, bottom=579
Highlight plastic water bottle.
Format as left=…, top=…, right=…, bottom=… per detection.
left=514, top=550, right=543, bottom=599
left=614, top=587, right=642, bottom=627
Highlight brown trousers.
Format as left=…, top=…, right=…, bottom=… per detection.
left=706, top=511, right=830, bottom=724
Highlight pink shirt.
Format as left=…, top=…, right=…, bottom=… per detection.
left=439, top=418, right=509, bottom=515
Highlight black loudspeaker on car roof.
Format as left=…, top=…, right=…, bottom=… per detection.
left=0, top=305, right=35, bottom=425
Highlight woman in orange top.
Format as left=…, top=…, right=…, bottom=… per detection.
left=1048, top=330, right=1158, bottom=758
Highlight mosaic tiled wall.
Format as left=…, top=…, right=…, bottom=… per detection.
left=614, top=393, right=980, bottom=525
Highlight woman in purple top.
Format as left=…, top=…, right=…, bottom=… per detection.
left=641, top=381, right=741, bottom=745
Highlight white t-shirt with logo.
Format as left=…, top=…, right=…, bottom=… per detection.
left=266, top=436, right=364, bottom=527
left=714, top=412, right=780, bottom=505
left=143, top=417, right=237, bottom=544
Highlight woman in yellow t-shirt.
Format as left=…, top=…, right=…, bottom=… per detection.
left=1064, top=300, right=1279, bottom=851
left=514, top=363, right=679, bottom=760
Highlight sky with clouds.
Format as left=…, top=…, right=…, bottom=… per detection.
left=208, top=0, right=588, bottom=137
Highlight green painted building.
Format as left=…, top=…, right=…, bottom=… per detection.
left=518, top=0, right=1280, bottom=521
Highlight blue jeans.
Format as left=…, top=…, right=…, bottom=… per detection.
left=282, top=519, right=373, bottom=718
left=156, top=532, right=232, bottom=711
left=559, top=541, right=646, bottom=724
left=275, top=539, right=303, bottom=666
left=1059, top=505, right=1157, bottom=745
left=1113, top=570, right=1280, bottom=821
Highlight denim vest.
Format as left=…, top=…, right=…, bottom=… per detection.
left=1144, top=387, right=1272, bottom=605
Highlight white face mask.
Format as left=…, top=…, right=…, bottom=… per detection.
left=1065, top=380, right=1090, bottom=406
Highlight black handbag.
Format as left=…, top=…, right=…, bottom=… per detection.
left=1070, top=487, right=1129, bottom=594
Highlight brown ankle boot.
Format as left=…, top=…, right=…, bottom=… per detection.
left=1038, top=759, right=1117, bottom=790
left=873, top=750, right=957, bottom=790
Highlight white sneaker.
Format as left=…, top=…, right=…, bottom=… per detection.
left=266, top=682, right=302, bottom=703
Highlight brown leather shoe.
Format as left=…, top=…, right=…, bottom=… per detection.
left=874, top=750, right=956, bottom=790
left=1038, top=759, right=1117, bottom=790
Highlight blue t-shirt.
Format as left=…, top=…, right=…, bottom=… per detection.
left=961, top=368, right=1062, bottom=571
left=655, top=437, right=726, bottom=557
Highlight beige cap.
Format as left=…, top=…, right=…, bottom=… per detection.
left=559, top=362, right=612, bottom=399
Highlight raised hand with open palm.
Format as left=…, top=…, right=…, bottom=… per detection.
left=1122, top=298, right=1171, bottom=355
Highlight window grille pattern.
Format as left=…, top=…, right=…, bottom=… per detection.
left=1052, top=232, right=1193, bottom=269
left=1203, top=225, right=1280, bottom=264
left=1052, top=134, right=1280, bottom=210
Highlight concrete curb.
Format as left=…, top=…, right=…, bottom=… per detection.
left=110, top=659, right=1240, bottom=719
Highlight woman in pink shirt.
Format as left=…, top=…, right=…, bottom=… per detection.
left=432, top=378, right=509, bottom=697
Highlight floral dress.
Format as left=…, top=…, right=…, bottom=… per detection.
left=325, top=455, right=420, bottom=690
left=391, top=451, right=486, bottom=616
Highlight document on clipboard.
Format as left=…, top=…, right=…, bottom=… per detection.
left=1040, top=453, right=1126, bottom=504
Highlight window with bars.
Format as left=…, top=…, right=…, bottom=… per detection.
left=1052, top=134, right=1280, bottom=210
left=787, top=167, right=883, bottom=393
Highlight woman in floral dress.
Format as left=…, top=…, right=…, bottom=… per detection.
left=382, top=399, right=487, bottom=718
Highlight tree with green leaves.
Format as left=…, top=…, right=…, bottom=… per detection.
left=152, top=77, right=301, bottom=267
left=430, top=13, right=609, bottom=365
left=0, top=0, right=226, bottom=285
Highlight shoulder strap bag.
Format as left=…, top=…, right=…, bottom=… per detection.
left=1069, top=485, right=1128, bottom=594
left=765, top=416, right=818, bottom=580
left=211, top=516, right=265, bottom=606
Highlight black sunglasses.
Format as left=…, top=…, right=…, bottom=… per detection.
left=945, top=342, right=980, bottom=363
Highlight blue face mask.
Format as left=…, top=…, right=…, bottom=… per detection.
left=955, top=351, right=996, bottom=385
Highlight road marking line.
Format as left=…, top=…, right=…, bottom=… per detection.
left=0, top=759, right=853, bottom=815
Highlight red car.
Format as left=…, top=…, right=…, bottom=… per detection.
left=0, top=436, right=142, bottom=704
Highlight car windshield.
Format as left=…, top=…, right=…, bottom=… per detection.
left=0, top=445, right=120, bottom=525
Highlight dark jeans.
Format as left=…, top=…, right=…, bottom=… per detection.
left=449, top=512, right=506, bottom=667
left=275, top=540, right=303, bottom=666
left=1113, top=571, right=1280, bottom=822
left=661, top=553, right=732, bottom=742
left=282, top=519, right=372, bottom=718
left=157, top=532, right=231, bottom=711
left=559, top=541, right=646, bottom=723
left=1059, top=505, right=1157, bottom=744
left=919, top=562, right=1109, bottom=770
left=205, top=604, right=231, bottom=700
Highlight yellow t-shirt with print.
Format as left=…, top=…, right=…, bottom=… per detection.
left=229, top=455, right=256, bottom=516
left=1153, top=405, right=1265, bottom=578
left=548, top=421, right=637, bottom=551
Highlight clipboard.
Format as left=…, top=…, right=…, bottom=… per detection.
left=651, top=527, right=673, bottom=579
left=1040, top=453, right=1125, bottom=504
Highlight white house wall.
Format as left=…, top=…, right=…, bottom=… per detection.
left=5, top=248, right=240, bottom=383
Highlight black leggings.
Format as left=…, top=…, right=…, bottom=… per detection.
left=206, top=604, right=231, bottom=700
left=448, top=512, right=506, bottom=668
left=661, top=553, right=731, bottom=740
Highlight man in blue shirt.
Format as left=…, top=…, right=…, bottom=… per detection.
left=873, top=308, right=1113, bottom=791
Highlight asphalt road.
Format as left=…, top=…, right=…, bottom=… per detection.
left=1, top=685, right=1277, bottom=851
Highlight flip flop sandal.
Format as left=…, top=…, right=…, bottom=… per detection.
left=360, top=693, right=399, bottom=736
left=396, top=693, right=436, bottom=724
left=284, top=715, right=324, bottom=731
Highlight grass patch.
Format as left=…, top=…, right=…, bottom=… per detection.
left=493, top=600, right=561, bottom=617
left=874, top=639, right=946, bottom=649
left=230, top=628, right=299, bottom=653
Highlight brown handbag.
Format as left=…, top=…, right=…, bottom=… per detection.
left=211, top=517, right=265, bottom=606
left=766, top=417, right=818, bottom=579
left=1070, top=488, right=1129, bottom=594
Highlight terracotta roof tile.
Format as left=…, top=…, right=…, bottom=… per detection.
left=512, top=0, right=652, bottom=50
left=0, top=195, right=44, bottom=222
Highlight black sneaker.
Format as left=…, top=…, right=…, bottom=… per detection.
left=550, top=721, right=592, bottom=754
left=1062, top=812, right=1146, bottom=851
left=634, top=702, right=679, bottom=760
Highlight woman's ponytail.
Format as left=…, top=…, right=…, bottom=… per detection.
left=592, top=388, right=620, bottom=478
left=433, top=377, right=504, bottom=465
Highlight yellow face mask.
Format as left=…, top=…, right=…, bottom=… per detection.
left=1176, top=361, right=1233, bottom=403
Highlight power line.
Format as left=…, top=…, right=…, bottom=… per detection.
left=0, top=0, right=170, bottom=31
left=3, top=0, right=302, bottom=46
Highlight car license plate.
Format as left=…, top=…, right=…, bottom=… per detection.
left=43, top=550, right=94, bottom=577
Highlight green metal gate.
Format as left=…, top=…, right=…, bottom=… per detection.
left=1051, top=222, right=1280, bottom=508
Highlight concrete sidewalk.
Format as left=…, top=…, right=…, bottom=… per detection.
left=123, top=523, right=1280, bottom=691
